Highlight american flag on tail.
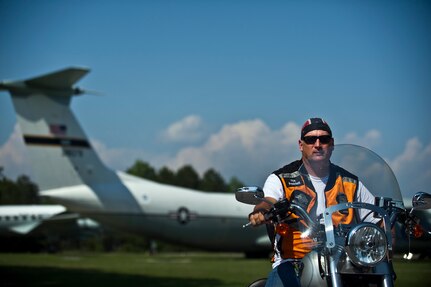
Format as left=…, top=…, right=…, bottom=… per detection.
left=49, top=124, right=67, bottom=136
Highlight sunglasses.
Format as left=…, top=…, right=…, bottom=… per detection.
left=302, top=135, right=332, bottom=145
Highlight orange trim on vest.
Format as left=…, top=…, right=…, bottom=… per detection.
left=276, top=171, right=357, bottom=259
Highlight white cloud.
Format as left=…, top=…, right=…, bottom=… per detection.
left=159, top=119, right=301, bottom=185
left=0, top=124, right=32, bottom=179
left=160, top=115, right=205, bottom=143
left=90, top=139, right=148, bottom=172
left=91, top=139, right=173, bottom=173
left=340, top=129, right=382, bottom=149
left=387, top=138, right=431, bottom=198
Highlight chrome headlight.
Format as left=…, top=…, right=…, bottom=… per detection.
left=345, top=223, right=387, bottom=267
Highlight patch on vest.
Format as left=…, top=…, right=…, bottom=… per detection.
left=336, top=193, right=349, bottom=215
left=291, top=190, right=312, bottom=210
left=281, top=172, right=304, bottom=187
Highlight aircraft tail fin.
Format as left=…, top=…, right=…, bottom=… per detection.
left=2, top=67, right=114, bottom=191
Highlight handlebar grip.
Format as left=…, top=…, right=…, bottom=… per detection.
left=264, top=212, right=273, bottom=222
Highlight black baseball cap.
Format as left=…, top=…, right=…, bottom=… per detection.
left=301, top=118, right=332, bottom=139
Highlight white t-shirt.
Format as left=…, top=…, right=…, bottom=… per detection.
left=263, top=173, right=378, bottom=268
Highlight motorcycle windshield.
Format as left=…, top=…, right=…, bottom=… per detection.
left=330, top=144, right=403, bottom=205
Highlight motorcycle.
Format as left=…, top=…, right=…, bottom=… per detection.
left=236, top=144, right=431, bottom=287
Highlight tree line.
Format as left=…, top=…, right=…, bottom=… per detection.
left=126, top=160, right=244, bottom=193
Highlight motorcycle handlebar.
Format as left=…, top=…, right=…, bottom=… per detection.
left=264, top=200, right=318, bottom=231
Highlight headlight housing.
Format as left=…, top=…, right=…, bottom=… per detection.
left=345, top=223, right=387, bottom=267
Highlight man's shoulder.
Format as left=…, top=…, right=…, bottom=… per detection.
left=273, top=160, right=302, bottom=175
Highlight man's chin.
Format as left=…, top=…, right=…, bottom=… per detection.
left=310, top=155, right=328, bottom=162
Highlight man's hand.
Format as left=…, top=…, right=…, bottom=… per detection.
left=248, top=197, right=277, bottom=226
left=249, top=209, right=267, bottom=226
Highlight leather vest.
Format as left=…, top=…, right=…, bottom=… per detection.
left=273, top=160, right=358, bottom=259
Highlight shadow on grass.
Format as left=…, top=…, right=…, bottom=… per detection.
left=0, top=265, right=222, bottom=287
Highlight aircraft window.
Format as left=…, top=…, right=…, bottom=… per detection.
left=22, top=215, right=28, bottom=220
left=13, top=216, right=19, bottom=221
left=31, top=215, right=37, bottom=220
left=5, top=216, right=10, bottom=221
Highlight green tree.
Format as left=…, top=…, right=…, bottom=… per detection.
left=0, top=167, right=40, bottom=205
left=227, top=176, right=245, bottom=193
left=157, top=166, right=176, bottom=185
left=126, top=160, right=158, bottom=181
left=124, top=161, right=246, bottom=194
left=15, top=175, right=39, bottom=203
left=0, top=176, right=16, bottom=204
left=175, top=165, right=200, bottom=189
left=199, top=168, right=227, bottom=192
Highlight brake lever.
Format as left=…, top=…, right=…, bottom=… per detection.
left=243, top=222, right=252, bottom=228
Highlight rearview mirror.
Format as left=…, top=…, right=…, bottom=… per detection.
left=412, top=192, right=431, bottom=210
left=235, top=186, right=265, bottom=205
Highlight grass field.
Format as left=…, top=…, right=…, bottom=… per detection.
left=0, top=252, right=430, bottom=287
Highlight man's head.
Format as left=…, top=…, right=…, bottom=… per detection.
left=299, top=118, right=334, bottom=171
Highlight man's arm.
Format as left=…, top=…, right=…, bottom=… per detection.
left=249, top=173, right=283, bottom=226
left=249, top=197, right=277, bottom=226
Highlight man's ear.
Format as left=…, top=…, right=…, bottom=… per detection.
left=298, top=139, right=303, bottom=152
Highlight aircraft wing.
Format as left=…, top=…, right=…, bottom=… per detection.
left=9, top=222, right=42, bottom=235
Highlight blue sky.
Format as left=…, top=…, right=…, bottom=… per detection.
left=0, top=0, right=430, bottom=198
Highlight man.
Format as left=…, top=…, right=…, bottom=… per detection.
left=249, top=118, right=376, bottom=287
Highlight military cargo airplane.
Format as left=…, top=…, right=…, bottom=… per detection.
left=0, top=67, right=270, bottom=255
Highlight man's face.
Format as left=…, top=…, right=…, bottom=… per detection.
left=299, top=129, right=334, bottom=164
